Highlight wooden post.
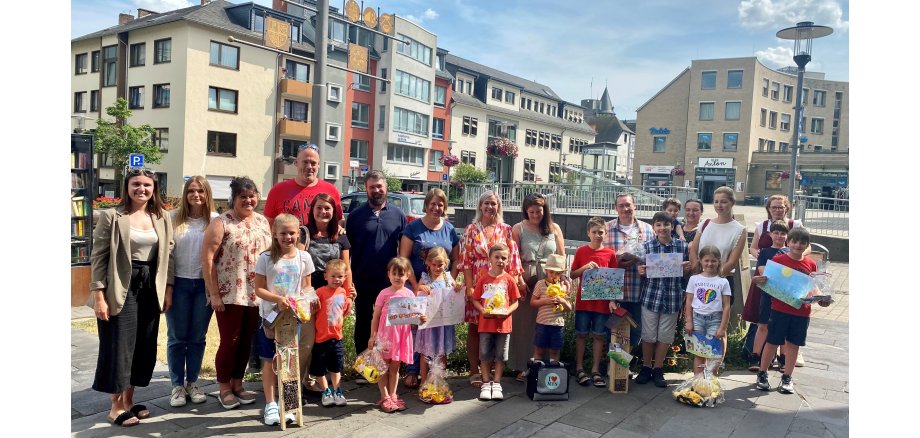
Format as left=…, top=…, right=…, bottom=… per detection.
left=274, top=311, right=303, bottom=430
left=608, top=312, right=638, bottom=394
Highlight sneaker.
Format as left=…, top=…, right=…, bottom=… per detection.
left=333, top=388, right=347, bottom=406
left=775, top=354, right=786, bottom=372
left=491, top=382, right=504, bottom=400
left=778, top=374, right=795, bottom=394
left=479, top=381, right=493, bottom=401
left=320, top=388, right=335, bottom=407
left=284, top=411, right=296, bottom=424
left=747, top=354, right=761, bottom=373
left=756, top=371, right=770, bottom=391
left=263, top=402, right=281, bottom=426
left=795, top=353, right=805, bottom=367
left=170, top=385, right=188, bottom=407
left=652, top=368, right=667, bottom=388
left=186, top=382, right=207, bottom=404
left=635, top=366, right=653, bottom=385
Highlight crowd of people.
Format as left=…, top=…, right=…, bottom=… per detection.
left=89, top=144, right=828, bottom=427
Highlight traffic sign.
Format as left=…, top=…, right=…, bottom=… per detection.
left=128, top=153, right=144, bottom=168
left=442, top=174, right=449, bottom=181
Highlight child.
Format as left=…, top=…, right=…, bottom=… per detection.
left=415, top=247, right=462, bottom=388
left=752, top=228, right=830, bottom=394
left=369, top=257, right=421, bottom=413
left=749, top=220, right=790, bottom=372
left=529, top=253, right=572, bottom=363
left=662, top=198, right=686, bottom=241
left=253, top=213, right=316, bottom=426
left=570, top=217, right=618, bottom=387
left=311, top=259, right=352, bottom=407
left=636, top=212, right=690, bottom=388
left=683, top=245, right=732, bottom=375
left=471, top=243, right=521, bottom=401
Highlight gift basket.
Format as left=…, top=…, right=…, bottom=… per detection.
left=288, top=287, right=317, bottom=323
left=418, top=359, right=453, bottom=404
left=353, top=339, right=389, bottom=384
left=672, top=359, right=724, bottom=408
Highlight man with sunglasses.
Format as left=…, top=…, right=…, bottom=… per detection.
left=264, top=144, right=342, bottom=227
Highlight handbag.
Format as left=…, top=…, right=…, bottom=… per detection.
left=521, top=232, right=549, bottom=289
left=741, top=281, right=762, bottom=323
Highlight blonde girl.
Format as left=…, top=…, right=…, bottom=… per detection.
left=415, top=247, right=462, bottom=387
left=683, top=246, right=731, bottom=375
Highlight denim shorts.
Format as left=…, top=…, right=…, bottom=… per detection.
left=256, top=323, right=276, bottom=361
left=692, top=311, right=722, bottom=337
left=533, top=323, right=564, bottom=350
left=479, top=332, right=510, bottom=362
left=574, top=310, right=610, bottom=336
left=309, top=339, right=345, bottom=376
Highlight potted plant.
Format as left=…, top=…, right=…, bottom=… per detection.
left=487, top=138, right=519, bottom=158
left=439, top=154, right=460, bottom=167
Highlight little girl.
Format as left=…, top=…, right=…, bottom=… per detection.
left=369, top=257, right=419, bottom=413
left=254, top=214, right=315, bottom=426
left=415, top=247, right=462, bottom=388
left=683, top=245, right=731, bottom=375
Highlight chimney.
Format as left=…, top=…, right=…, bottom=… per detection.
left=201, top=0, right=211, bottom=5
left=137, top=8, right=157, bottom=18
left=119, top=13, right=135, bottom=25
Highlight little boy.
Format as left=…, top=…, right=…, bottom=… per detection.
left=471, top=243, right=521, bottom=402
left=636, top=212, right=690, bottom=387
left=662, top=198, right=686, bottom=241
left=570, top=217, right=618, bottom=387
left=752, top=228, right=830, bottom=394
left=749, top=220, right=790, bottom=372
left=529, top=254, right=573, bottom=363
left=311, top=259, right=353, bottom=407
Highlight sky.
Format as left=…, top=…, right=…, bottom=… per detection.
left=70, top=0, right=849, bottom=120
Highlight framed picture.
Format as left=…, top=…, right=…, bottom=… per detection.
left=766, top=171, right=783, bottom=189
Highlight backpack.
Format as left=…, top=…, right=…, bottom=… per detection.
left=526, top=360, right=570, bottom=401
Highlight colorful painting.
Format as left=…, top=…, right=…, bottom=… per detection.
left=386, top=297, right=428, bottom=326
left=761, top=260, right=816, bottom=309
left=645, top=252, right=684, bottom=278
left=684, top=333, right=724, bottom=359
left=419, top=286, right=465, bottom=329
left=581, top=268, right=625, bottom=300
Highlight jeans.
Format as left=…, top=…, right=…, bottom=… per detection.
left=165, top=277, right=213, bottom=387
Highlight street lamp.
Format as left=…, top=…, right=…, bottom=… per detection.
left=776, top=21, right=833, bottom=202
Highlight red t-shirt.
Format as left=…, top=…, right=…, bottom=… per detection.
left=571, top=245, right=618, bottom=313
left=473, top=271, right=521, bottom=333
left=313, top=285, right=351, bottom=343
left=769, top=253, right=817, bottom=317
left=263, top=178, right=342, bottom=225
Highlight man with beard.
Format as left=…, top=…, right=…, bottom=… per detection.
left=264, top=144, right=341, bottom=228
left=345, top=170, right=407, bottom=364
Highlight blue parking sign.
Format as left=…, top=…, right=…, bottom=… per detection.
left=128, top=153, right=144, bottom=168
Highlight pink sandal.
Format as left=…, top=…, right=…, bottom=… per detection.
left=380, top=397, right=398, bottom=413
left=391, top=395, right=406, bottom=411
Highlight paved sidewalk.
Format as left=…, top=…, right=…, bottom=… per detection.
left=71, top=264, right=849, bottom=437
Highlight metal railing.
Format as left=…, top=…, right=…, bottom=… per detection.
left=793, top=194, right=849, bottom=237
left=461, top=182, right=697, bottom=217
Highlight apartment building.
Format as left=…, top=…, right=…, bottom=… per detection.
left=634, top=57, right=848, bottom=202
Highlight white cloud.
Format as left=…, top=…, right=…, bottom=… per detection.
left=738, top=0, right=849, bottom=32
left=755, top=45, right=794, bottom=67
left=404, top=8, right=439, bottom=25
left=133, top=0, right=193, bottom=12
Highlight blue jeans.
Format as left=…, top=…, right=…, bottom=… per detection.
left=166, top=278, right=213, bottom=386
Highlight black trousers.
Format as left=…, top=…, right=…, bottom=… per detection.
left=352, top=280, right=388, bottom=355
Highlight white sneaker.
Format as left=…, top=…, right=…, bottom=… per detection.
left=284, top=410, right=296, bottom=424
left=170, top=385, right=187, bottom=407
left=491, top=382, right=504, bottom=400
left=333, top=388, right=347, bottom=406
left=479, top=381, right=493, bottom=401
left=263, top=402, right=280, bottom=426
left=795, top=352, right=805, bottom=367
left=186, top=382, right=207, bottom=404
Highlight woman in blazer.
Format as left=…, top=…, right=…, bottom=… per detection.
left=89, top=168, right=174, bottom=427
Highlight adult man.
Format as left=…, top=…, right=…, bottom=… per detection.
left=264, top=144, right=341, bottom=227
left=604, top=193, right=655, bottom=347
left=345, top=170, right=407, bottom=357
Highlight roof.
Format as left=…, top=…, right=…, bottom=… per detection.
left=435, top=69, right=454, bottom=81
left=445, top=54, right=560, bottom=100
left=588, top=115, right=634, bottom=143
left=598, top=87, right=614, bottom=114
left=451, top=92, right=596, bottom=135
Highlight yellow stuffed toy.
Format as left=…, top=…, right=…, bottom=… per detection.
left=546, top=282, right=567, bottom=312
left=484, top=291, right=507, bottom=315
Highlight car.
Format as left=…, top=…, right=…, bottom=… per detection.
left=340, top=191, right=427, bottom=223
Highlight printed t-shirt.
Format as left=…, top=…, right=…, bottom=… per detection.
left=686, top=274, right=732, bottom=315
left=254, top=250, right=316, bottom=319
left=263, top=178, right=341, bottom=226
left=532, top=279, right=565, bottom=326
left=314, top=285, right=350, bottom=343
left=473, top=272, right=521, bottom=333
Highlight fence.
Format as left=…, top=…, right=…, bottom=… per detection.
left=793, top=194, right=849, bottom=238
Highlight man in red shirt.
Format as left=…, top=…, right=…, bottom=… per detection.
left=264, top=144, right=341, bottom=228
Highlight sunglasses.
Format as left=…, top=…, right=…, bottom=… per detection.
left=298, top=143, right=319, bottom=152
left=126, top=168, right=156, bottom=177
left=526, top=193, right=544, bottom=200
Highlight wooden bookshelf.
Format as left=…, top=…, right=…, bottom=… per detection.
left=72, top=134, right=95, bottom=306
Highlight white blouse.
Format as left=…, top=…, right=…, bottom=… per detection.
left=698, top=220, right=745, bottom=263
left=172, top=211, right=219, bottom=279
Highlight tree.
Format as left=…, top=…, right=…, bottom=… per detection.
left=93, top=98, right=162, bottom=195
left=450, top=163, right=489, bottom=201
left=379, top=168, right=402, bottom=192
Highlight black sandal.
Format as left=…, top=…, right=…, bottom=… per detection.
left=108, top=411, right=139, bottom=427
left=592, top=373, right=606, bottom=388
left=129, top=404, right=150, bottom=419
left=576, top=370, right=590, bottom=386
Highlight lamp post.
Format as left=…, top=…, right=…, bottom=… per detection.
left=776, top=21, right=833, bottom=202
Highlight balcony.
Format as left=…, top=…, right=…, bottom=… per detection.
left=278, top=118, right=312, bottom=141
left=280, top=78, right=312, bottom=100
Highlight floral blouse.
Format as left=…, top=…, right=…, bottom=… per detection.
left=458, top=221, right=522, bottom=322
left=214, top=211, right=272, bottom=306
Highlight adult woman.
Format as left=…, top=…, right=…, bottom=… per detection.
left=750, top=195, right=804, bottom=259
left=398, top=188, right=460, bottom=388
left=201, top=176, right=272, bottom=410
left=509, top=193, right=565, bottom=381
left=167, top=176, right=219, bottom=407
left=457, top=191, right=523, bottom=387
left=89, top=168, right=174, bottom=427
left=681, top=199, right=704, bottom=243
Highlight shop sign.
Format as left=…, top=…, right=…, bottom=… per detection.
left=393, top=133, right=422, bottom=146
left=649, top=127, right=670, bottom=135
left=639, top=165, right=674, bottom=174
left=583, top=146, right=617, bottom=156
left=697, top=158, right=733, bottom=168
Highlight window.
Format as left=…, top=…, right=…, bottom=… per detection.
left=526, top=129, right=537, bottom=147
left=813, top=90, right=826, bottom=107
left=210, top=41, right=239, bottom=70
left=653, top=136, right=666, bottom=152
left=349, top=25, right=375, bottom=48
left=539, top=102, right=545, bottom=113
left=90, top=90, right=100, bottom=112
left=395, top=33, right=432, bottom=66
left=702, top=71, right=716, bottom=89
left=699, top=102, right=714, bottom=121
left=725, top=102, right=741, bottom=120
left=758, top=138, right=765, bottom=152
left=432, top=118, right=445, bottom=139
left=434, top=85, right=447, bottom=106
left=462, top=116, right=478, bottom=136
left=779, top=142, right=789, bottom=153
left=378, top=105, right=385, bottom=130
left=207, top=131, right=237, bottom=156
left=761, top=78, right=769, bottom=96
left=128, top=86, right=144, bottom=109
left=387, top=144, right=424, bottom=165
left=780, top=113, right=791, bottom=131
left=491, top=87, right=502, bottom=100
left=91, top=51, right=100, bottom=72
left=394, top=70, right=431, bottom=102
left=551, top=134, right=562, bottom=151
left=461, top=150, right=476, bottom=166
left=353, top=73, right=370, bottom=91
left=768, top=111, right=777, bottom=129
left=801, top=88, right=809, bottom=106
left=281, top=139, right=307, bottom=161
left=129, top=43, right=145, bottom=67
left=154, top=38, right=171, bottom=64
left=102, top=45, right=117, bottom=86
left=538, top=132, right=548, bottom=148
left=326, top=123, right=342, bottom=141
left=766, top=140, right=775, bottom=152
left=327, top=83, right=343, bottom=102
left=505, top=91, right=515, bottom=104
left=284, top=100, right=308, bottom=120
left=697, top=133, right=712, bottom=150
left=252, top=10, right=264, bottom=33
left=153, top=84, right=170, bottom=108
left=208, top=87, right=238, bottom=113
left=760, top=108, right=767, bottom=126
left=351, top=102, right=369, bottom=128
left=429, top=150, right=443, bottom=171
left=783, top=85, right=793, bottom=102
left=526, top=99, right=532, bottom=110
left=285, top=60, right=310, bottom=82
left=75, top=53, right=87, bottom=75
left=727, top=70, right=742, bottom=88
left=521, top=97, right=527, bottom=109
left=770, top=82, right=780, bottom=100
left=380, top=68, right=388, bottom=93
left=465, top=81, right=472, bottom=95
left=74, top=92, right=86, bottom=113
left=549, top=162, right=561, bottom=183
left=523, top=159, right=536, bottom=182
left=813, top=145, right=823, bottom=152
left=154, top=128, right=169, bottom=152
left=393, top=107, right=429, bottom=136
left=329, top=20, right=346, bottom=43
left=350, top=139, right=368, bottom=164
left=723, top=133, right=738, bottom=151
left=811, top=118, right=825, bottom=134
